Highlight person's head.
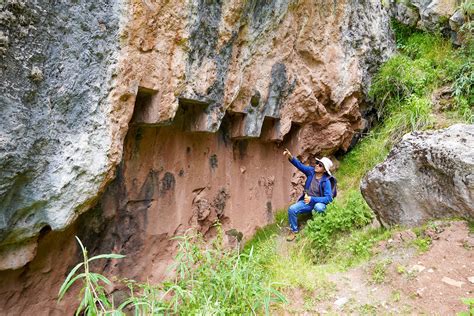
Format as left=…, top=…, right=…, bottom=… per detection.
left=314, top=157, right=333, bottom=176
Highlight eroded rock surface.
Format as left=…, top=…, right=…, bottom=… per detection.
left=1, top=0, right=394, bottom=270
left=0, top=0, right=123, bottom=269
left=361, top=124, right=474, bottom=227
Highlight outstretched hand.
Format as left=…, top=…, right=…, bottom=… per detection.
left=283, top=148, right=292, bottom=159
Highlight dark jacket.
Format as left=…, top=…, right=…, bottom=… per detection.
left=290, top=157, right=333, bottom=206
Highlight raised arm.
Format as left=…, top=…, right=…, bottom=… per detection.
left=283, top=148, right=313, bottom=176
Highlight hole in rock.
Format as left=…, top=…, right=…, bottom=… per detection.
left=131, top=87, right=159, bottom=125
left=260, top=117, right=280, bottom=142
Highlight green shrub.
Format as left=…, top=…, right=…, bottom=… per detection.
left=453, top=60, right=474, bottom=104
left=304, top=190, right=373, bottom=262
left=383, top=95, right=434, bottom=144
left=390, top=19, right=423, bottom=49
left=370, top=259, right=392, bottom=284
left=328, top=227, right=392, bottom=268
left=458, top=297, right=474, bottom=316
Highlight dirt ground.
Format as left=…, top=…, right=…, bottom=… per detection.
left=279, top=221, right=474, bottom=315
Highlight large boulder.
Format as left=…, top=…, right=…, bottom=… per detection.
left=361, top=124, right=474, bottom=227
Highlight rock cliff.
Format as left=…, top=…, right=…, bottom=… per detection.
left=0, top=0, right=399, bottom=313
left=1, top=0, right=393, bottom=273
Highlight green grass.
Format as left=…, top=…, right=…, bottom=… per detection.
left=243, top=209, right=286, bottom=252
left=159, top=229, right=286, bottom=315
left=60, top=232, right=286, bottom=315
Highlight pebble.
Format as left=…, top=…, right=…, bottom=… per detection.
left=410, top=264, right=426, bottom=273
left=467, top=276, right=474, bottom=284
left=416, top=287, right=426, bottom=297
left=442, top=276, right=464, bottom=288
left=334, top=297, right=349, bottom=308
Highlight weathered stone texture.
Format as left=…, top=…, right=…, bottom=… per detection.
left=388, top=0, right=471, bottom=44
left=361, top=124, right=474, bottom=227
left=0, top=0, right=123, bottom=268
left=1, top=0, right=395, bottom=270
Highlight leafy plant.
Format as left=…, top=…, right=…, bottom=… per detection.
left=58, top=236, right=126, bottom=316
left=370, top=259, right=392, bottom=284
left=163, top=228, right=286, bottom=315
left=369, top=55, right=436, bottom=114
left=61, top=230, right=286, bottom=315
left=413, top=236, right=432, bottom=252
left=304, top=190, right=373, bottom=262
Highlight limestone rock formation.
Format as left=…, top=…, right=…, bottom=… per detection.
left=361, top=124, right=474, bottom=227
left=1, top=0, right=395, bottom=271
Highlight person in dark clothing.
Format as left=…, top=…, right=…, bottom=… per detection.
left=283, top=148, right=334, bottom=241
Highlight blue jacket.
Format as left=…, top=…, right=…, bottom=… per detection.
left=289, top=157, right=333, bottom=206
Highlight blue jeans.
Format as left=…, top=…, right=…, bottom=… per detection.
left=288, top=201, right=326, bottom=232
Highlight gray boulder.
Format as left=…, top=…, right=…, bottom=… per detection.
left=394, top=2, right=420, bottom=27
left=361, top=124, right=474, bottom=227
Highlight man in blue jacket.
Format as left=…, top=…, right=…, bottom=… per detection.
left=283, top=148, right=334, bottom=241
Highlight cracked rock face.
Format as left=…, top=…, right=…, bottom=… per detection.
left=361, top=124, right=474, bottom=227
left=0, top=0, right=394, bottom=270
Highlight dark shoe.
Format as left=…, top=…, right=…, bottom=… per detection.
left=286, top=231, right=298, bottom=242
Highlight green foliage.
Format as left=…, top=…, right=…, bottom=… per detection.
left=383, top=95, right=434, bottom=144
left=304, top=190, right=373, bottom=262
left=328, top=227, right=392, bottom=268
left=390, top=19, right=423, bottom=49
left=370, top=28, right=471, bottom=125
left=460, top=0, right=474, bottom=17
left=370, top=259, right=392, bottom=284
left=244, top=209, right=287, bottom=251
left=163, top=229, right=286, bottom=315
left=335, top=129, right=390, bottom=193
left=413, top=236, right=431, bottom=252
left=468, top=220, right=474, bottom=233
left=58, top=237, right=126, bottom=316
left=452, top=60, right=474, bottom=123
left=61, top=231, right=285, bottom=315
left=458, top=297, right=474, bottom=316
left=369, top=55, right=436, bottom=112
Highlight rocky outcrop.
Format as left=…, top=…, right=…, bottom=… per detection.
left=0, top=0, right=124, bottom=269
left=388, top=0, right=472, bottom=44
left=0, top=0, right=394, bottom=271
left=361, top=124, right=474, bottom=227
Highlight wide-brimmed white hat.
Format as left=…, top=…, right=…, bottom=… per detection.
left=315, top=157, right=333, bottom=176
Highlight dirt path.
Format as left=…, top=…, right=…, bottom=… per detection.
left=277, top=221, right=474, bottom=315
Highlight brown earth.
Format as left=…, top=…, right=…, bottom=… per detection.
left=279, top=221, right=474, bottom=315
